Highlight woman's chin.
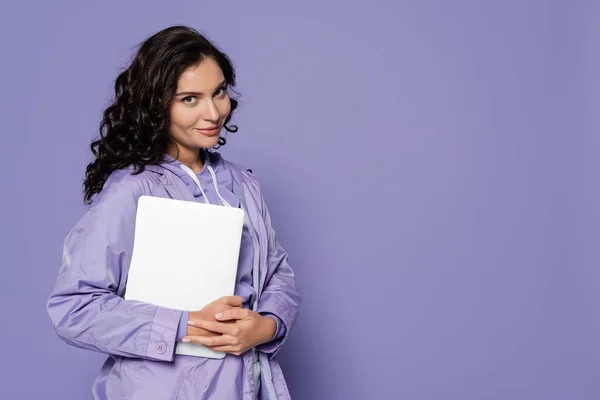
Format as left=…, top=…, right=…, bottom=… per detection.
left=195, top=136, right=221, bottom=149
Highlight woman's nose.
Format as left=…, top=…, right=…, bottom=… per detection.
left=203, top=99, right=220, bottom=121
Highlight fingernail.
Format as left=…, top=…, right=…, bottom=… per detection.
left=187, top=320, right=195, bottom=326
left=215, top=313, right=223, bottom=319
left=182, top=338, right=191, bottom=343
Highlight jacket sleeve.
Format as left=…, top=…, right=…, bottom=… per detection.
left=46, top=176, right=182, bottom=362
left=255, top=194, right=301, bottom=357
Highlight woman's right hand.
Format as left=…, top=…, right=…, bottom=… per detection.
left=187, top=296, right=243, bottom=337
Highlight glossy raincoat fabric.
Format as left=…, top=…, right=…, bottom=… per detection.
left=47, top=152, right=301, bottom=399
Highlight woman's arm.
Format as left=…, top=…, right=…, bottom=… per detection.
left=46, top=176, right=182, bottom=362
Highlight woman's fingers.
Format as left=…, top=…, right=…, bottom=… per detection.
left=182, top=334, right=238, bottom=348
left=215, top=308, right=250, bottom=322
left=186, top=325, right=220, bottom=337
left=217, top=296, right=243, bottom=307
left=188, top=319, right=240, bottom=336
left=208, top=346, right=247, bottom=356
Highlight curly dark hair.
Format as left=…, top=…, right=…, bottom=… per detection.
left=83, top=25, right=238, bottom=203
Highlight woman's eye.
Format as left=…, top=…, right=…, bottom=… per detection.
left=215, top=87, right=227, bottom=97
left=182, top=96, right=197, bottom=104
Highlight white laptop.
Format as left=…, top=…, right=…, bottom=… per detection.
left=124, top=195, right=245, bottom=359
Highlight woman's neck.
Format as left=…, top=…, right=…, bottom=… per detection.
left=168, top=145, right=205, bottom=174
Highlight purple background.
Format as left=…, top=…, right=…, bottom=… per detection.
left=1, top=1, right=598, bottom=399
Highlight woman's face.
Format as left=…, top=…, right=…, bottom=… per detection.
left=168, top=57, right=231, bottom=156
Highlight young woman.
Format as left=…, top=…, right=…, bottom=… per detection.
left=47, top=25, right=301, bottom=400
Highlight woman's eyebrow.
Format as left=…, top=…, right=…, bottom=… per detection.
left=175, top=80, right=227, bottom=96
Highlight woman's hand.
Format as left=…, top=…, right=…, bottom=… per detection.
left=186, top=296, right=243, bottom=338
left=182, top=308, right=277, bottom=356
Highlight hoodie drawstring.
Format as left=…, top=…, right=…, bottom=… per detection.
left=207, top=166, right=232, bottom=207
left=179, top=164, right=232, bottom=208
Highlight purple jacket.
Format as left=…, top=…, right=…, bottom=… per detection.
left=47, top=152, right=301, bottom=399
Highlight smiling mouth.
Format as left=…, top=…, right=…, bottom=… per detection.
left=195, top=127, right=220, bottom=136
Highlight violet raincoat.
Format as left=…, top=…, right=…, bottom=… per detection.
left=47, top=152, right=301, bottom=400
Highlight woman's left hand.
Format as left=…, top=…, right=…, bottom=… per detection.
left=183, top=309, right=277, bottom=356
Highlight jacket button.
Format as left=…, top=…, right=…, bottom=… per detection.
left=155, top=342, right=167, bottom=354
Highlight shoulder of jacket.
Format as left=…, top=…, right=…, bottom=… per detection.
left=90, top=167, right=159, bottom=207
left=221, top=158, right=260, bottom=186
